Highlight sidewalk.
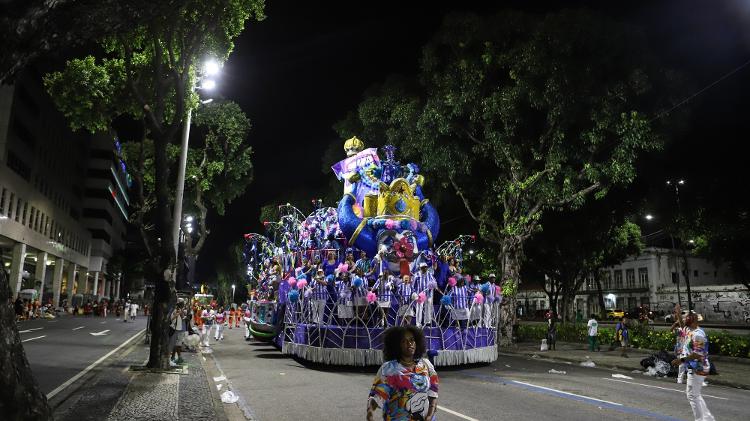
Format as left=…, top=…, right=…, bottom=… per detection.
left=52, top=336, right=231, bottom=421
left=498, top=341, right=750, bottom=390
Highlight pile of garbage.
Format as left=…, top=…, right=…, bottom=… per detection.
left=639, top=350, right=677, bottom=377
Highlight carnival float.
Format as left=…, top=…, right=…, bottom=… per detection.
left=242, top=137, right=501, bottom=366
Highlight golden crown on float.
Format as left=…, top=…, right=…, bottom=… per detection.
left=359, top=177, right=424, bottom=220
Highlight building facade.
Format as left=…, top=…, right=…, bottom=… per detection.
left=0, top=68, right=129, bottom=307
left=518, top=247, right=749, bottom=323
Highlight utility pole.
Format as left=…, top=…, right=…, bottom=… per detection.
left=667, top=179, right=692, bottom=310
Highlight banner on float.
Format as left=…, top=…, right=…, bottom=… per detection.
left=331, top=148, right=381, bottom=206
left=331, top=148, right=380, bottom=180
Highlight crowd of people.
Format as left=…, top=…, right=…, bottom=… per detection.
left=253, top=248, right=505, bottom=329
left=166, top=299, right=247, bottom=367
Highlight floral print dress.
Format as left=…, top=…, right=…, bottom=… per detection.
left=369, top=359, right=439, bottom=420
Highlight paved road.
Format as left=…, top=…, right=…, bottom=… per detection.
left=207, top=329, right=749, bottom=420
left=18, top=314, right=146, bottom=396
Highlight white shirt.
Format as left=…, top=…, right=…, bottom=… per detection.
left=587, top=319, right=599, bottom=336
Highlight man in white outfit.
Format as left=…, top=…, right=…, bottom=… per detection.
left=672, top=312, right=715, bottom=421
left=123, top=300, right=131, bottom=322
left=130, top=302, right=139, bottom=320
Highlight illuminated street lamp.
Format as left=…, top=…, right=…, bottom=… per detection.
left=231, top=284, right=236, bottom=303
left=172, top=59, right=220, bottom=267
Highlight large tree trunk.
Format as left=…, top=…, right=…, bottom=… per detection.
left=0, top=268, right=53, bottom=420
left=499, top=244, right=522, bottom=346
left=146, top=135, right=177, bottom=369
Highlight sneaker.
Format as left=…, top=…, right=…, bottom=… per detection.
left=169, top=360, right=177, bottom=367
left=676, top=379, right=683, bottom=384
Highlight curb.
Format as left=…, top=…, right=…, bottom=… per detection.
left=498, top=349, right=750, bottom=390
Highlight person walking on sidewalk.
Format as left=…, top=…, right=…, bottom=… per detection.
left=671, top=312, right=714, bottom=421
left=671, top=304, right=689, bottom=384
left=587, top=314, right=601, bottom=351
left=169, top=300, right=187, bottom=366
left=546, top=318, right=557, bottom=351
left=616, top=316, right=629, bottom=357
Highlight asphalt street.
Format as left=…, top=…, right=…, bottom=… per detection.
left=207, top=328, right=749, bottom=421
left=18, top=314, right=147, bottom=397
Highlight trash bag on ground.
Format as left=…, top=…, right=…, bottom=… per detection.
left=640, top=350, right=677, bottom=377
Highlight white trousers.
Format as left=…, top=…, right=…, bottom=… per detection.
left=214, top=323, right=224, bottom=340
left=482, top=303, right=494, bottom=327
left=201, top=324, right=211, bottom=346
left=677, top=363, right=687, bottom=382
left=312, top=300, right=326, bottom=324
left=414, top=298, right=433, bottom=326
left=686, top=373, right=714, bottom=421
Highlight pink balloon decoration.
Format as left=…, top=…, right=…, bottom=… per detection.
left=495, top=285, right=502, bottom=295
left=473, top=292, right=484, bottom=305
left=296, top=279, right=308, bottom=289
left=417, top=291, right=427, bottom=304
left=448, top=277, right=457, bottom=287
left=287, top=277, right=297, bottom=288
left=366, top=291, right=377, bottom=304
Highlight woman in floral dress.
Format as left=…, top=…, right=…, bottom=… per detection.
left=367, top=326, right=439, bottom=420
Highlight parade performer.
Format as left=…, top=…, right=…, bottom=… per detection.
left=450, top=277, right=470, bottom=329
left=396, top=275, right=416, bottom=325
left=372, top=270, right=395, bottom=327
left=482, top=275, right=497, bottom=328
left=412, top=262, right=435, bottom=327
left=228, top=306, right=235, bottom=329
left=311, top=270, right=329, bottom=325
left=468, top=276, right=482, bottom=326
left=214, top=306, right=227, bottom=341
left=336, top=271, right=354, bottom=320
left=201, top=305, right=215, bottom=347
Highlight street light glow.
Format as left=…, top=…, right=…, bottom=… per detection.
left=678, top=179, right=685, bottom=185
left=204, top=59, right=220, bottom=76
left=645, top=214, right=654, bottom=221
left=200, top=79, right=216, bottom=90
left=468, top=249, right=475, bottom=255
left=187, top=227, right=193, bottom=233
left=186, top=216, right=194, bottom=222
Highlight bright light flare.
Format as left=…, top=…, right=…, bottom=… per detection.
left=204, top=59, right=220, bottom=76
left=200, top=79, right=216, bottom=90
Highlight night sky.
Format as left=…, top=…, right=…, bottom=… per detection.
left=196, top=0, right=750, bottom=279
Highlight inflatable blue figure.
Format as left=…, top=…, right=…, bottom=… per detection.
left=334, top=139, right=440, bottom=274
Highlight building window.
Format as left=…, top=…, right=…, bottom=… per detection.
left=7, top=150, right=31, bottom=181
left=602, top=271, right=611, bottom=290
left=34, top=210, right=40, bottom=232
left=641, top=297, right=650, bottom=307
left=14, top=196, right=21, bottom=222
left=638, top=268, right=648, bottom=287
left=12, top=116, right=37, bottom=150
left=28, top=206, right=35, bottom=228
left=627, top=297, right=637, bottom=309
left=0, top=187, right=6, bottom=214
left=614, top=270, right=623, bottom=289
left=89, top=229, right=111, bottom=244
left=626, top=269, right=635, bottom=288
left=693, top=270, right=698, bottom=278
left=671, top=272, right=679, bottom=284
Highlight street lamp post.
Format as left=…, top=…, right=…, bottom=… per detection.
left=666, top=179, right=693, bottom=310
left=645, top=213, right=682, bottom=308
left=171, top=60, right=220, bottom=271
left=231, top=284, right=236, bottom=304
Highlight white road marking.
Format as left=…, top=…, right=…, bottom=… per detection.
left=19, top=327, right=44, bottom=333
left=513, top=380, right=623, bottom=406
left=72, top=326, right=85, bottom=331
left=46, top=328, right=145, bottom=399
left=100, top=321, right=106, bottom=324
left=22, top=335, right=46, bottom=342
left=438, top=405, right=480, bottom=421
left=90, top=329, right=110, bottom=336
left=603, top=378, right=729, bottom=400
